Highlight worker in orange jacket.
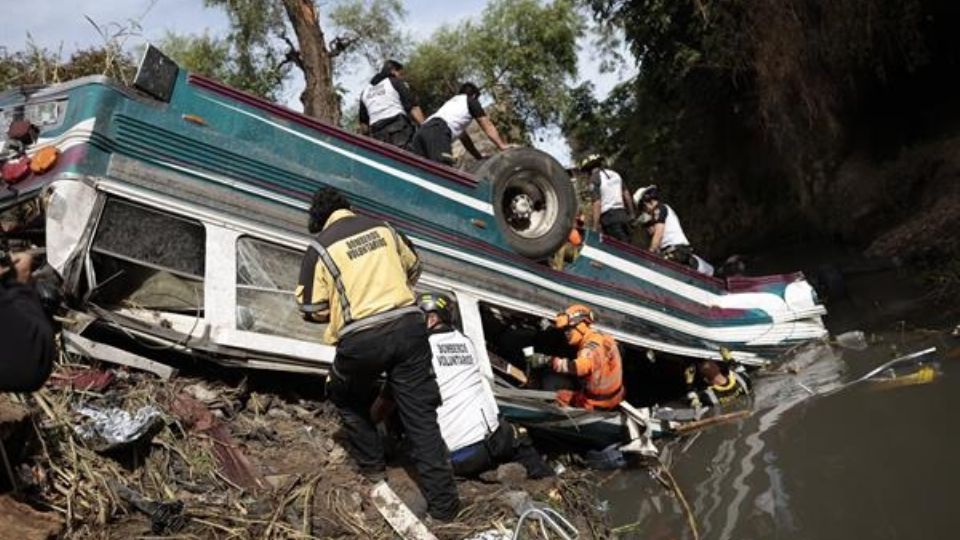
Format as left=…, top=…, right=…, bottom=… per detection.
left=548, top=304, right=624, bottom=410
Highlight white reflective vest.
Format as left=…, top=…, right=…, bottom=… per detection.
left=360, top=78, right=406, bottom=126
left=429, top=329, right=500, bottom=452
left=427, top=95, right=475, bottom=139
left=660, top=204, right=690, bottom=249
left=598, top=169, right=626, bottom=214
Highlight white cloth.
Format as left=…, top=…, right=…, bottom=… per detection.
left=427, top=95, right=474, bottom=139
left=597, top=169, right=626, bottom=214
left=660, top=204, right=690, bottom=249
left=429, top=329, right=500, bottom=452
left=360, top=78, right=405, bottom=126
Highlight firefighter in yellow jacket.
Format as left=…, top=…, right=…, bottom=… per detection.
left=295, top=187, right=460, bottom=521
left=549, top=304, right=624, bottom=410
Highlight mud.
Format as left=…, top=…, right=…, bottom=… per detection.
left=0, top=361, right=609, bottom=539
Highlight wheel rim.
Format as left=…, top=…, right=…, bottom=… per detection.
left=500, top=170, right=560, bottom=239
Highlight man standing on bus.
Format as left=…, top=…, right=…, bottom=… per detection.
left=582, top=154, right=636, bottom=243
left=358, top=60, right=426, bottom=149
left=295, top=187, right=460, bottom=521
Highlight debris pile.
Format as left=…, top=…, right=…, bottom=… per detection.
left=2, top=358, right=610, bottom=539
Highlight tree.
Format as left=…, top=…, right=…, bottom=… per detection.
left=204, top=0, right=408, bottom=125
left=406, top=0, right=584, bottom=141
left=156, top=31, right=286, bottom=100
left=567, top=0, right=935, bottom=256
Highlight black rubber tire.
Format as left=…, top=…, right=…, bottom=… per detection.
left=474, top=148, right=576, bottom=260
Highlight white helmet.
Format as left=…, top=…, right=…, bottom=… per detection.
left=633, top=184, right=659, bottom=206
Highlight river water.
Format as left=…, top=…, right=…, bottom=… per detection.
left=602, top=250, right=960, bottom=539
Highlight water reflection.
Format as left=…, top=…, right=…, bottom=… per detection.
left=605, top=336, right=957, bottom=539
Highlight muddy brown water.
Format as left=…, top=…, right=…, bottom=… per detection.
left=602, top=248, right=960, bottom=539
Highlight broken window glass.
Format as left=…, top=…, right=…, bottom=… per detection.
left=236, top=237, right=323, bottom=342
left=90, top=198, right=204, bottom=313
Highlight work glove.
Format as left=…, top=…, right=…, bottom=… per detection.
left=527, top=352, right=553, bottom=369
left=686, top=391, right=703, bottom=410
left=684, top=365, right=696, bottom=386
left=552, top=357, right=571, bottom=374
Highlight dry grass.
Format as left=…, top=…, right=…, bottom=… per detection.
left=10, top=357, right=609, bottom=539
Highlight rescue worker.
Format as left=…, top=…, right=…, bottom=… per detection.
left=358, top=60, right=425, bottom=149
left=546, top=304, right=624, bottom=410
left=411, top=82, right=509, bottom=165
left=0, top=250, right=55, bottom=392
left=634, top=185, right=696, bottom=267
left=684, top=349, right=752, bottom=409
left=549, top=214, right=585, bottom=271
left=374, top=293, right=553, bottom=478
left=295, top=187, right=460, bottom=521
left=582, top=155, right=636, bottom=242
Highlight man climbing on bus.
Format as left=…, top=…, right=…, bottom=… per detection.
left=411, top=82, right=510, bottom=165
left=582, top=154, right=636, bottom=243
left=358, top=60, right=425, bottom=149
left=634, top=185, right=696, bottom=268
left=540, top=304, right=624, bottom=411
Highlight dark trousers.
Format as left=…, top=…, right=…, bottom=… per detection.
left=370, top=114, right=415, bottom=149
left=0, top=284, right=55, bottom=392
left=600, top=208, right=632, bottom=242
left=662, top=244, right=696, bottom=268
left=450, top=420, right=554, bottom=479
left=327, top=312, right=460, bottom=520
left=411, top=118, right=453, bottom=164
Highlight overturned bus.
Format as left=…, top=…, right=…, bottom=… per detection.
left=0, top=47, right=827, bottom=450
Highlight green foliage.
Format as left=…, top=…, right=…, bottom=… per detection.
left=201, top=0, right=408, bottom=109
left=329, top=0, right=411, bottom=74
left=0, top=43, right=136, bottom=92
left=407, top=0, right=584, bottom=141
left=201, top=0, right=289, bottom=99
left=568, top=0, right=933, bottom=255
left=156, top=31, right=285, bottom=100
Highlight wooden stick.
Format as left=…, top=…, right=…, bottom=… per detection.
left=673, top=410, right=750, bottom=434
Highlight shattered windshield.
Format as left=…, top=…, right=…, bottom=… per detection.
left=236, top=237, right=323, bottom=342
left=90, top=198, right=204, bottom=313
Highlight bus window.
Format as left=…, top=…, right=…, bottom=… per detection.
left=89, top=198, right=204, bottom=313
left=236, top=236, right=323, bottom=342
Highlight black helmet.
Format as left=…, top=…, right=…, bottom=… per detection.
left=417, top=292, right=455, bottom=325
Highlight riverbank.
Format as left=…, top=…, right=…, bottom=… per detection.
left=0, top=361, right=608, bottom=539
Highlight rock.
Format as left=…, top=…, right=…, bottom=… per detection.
left=495, top=463, right=528, bottom=487
left=502, top=490, right=534, bottom=516
left=0, top=495, right=63, bottom=540
left=184, top=383, right=219, bottom=403
left=265, top=408, right=290, bottom=419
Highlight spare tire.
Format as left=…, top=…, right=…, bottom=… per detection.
left=473, top=148, right=576, bottom=260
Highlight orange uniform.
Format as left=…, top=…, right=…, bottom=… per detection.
left=554, top=328, right=624, bottom=410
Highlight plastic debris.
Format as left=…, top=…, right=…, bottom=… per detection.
left=584, top=444, right=627, bottom=470
left=74, top=405, right=162, bottom=451
left=464, top=530, right=511, bottom=540
left=835, top=330, right=868, bottom=351
left=49, top=368, right=114, bottom=392
left=112, top=482, right=187, bottom=534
